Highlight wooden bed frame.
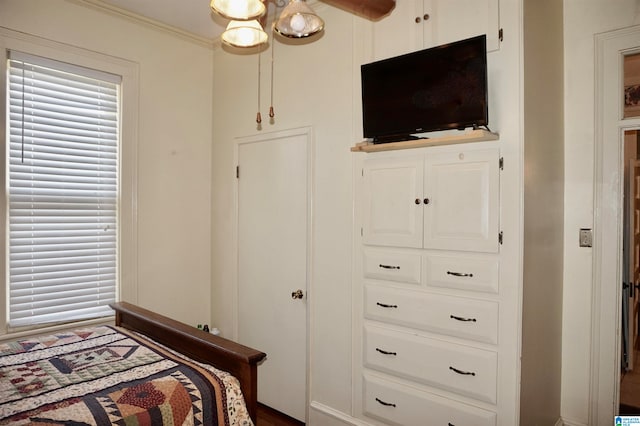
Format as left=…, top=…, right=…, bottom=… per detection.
left=110, top=302, right=266, bottom=422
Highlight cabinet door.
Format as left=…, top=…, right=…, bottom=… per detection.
left=371, top=0, right=420, bottom=60
left=371, top=0, right=500, bottom=60
left=363, top=156, right=424, bottom=248
left=423, top=0, right=500, bottom=52
left=423, top=148, right=500, bottom=252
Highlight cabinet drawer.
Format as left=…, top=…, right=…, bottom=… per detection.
left=364, top=325, right=497, bottom=404
left=364, top=249, right=421, bottom=284
left=364, top=285, right=498, bottom=344
left=363, top=374, right=496, bottom=426
left=425, top=254, right=499, bottom=294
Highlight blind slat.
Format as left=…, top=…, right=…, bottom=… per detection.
left=10, top=248, right=117, bottom=261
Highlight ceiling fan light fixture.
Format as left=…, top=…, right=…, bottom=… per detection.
left=211, top=0, right=266, bottom=21
left=274, top=0, right=324, bottom=38
left=221, top=20, right=269, bottom=48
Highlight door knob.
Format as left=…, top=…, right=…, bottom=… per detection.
left=291, top=289, right=304, bottom=299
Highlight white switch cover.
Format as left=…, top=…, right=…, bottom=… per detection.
left=579, top=228, right=592, bottom=247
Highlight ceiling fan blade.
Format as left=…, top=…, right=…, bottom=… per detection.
left=319, top=0, right=395, bottom=21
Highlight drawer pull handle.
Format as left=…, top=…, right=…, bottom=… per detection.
left=379, top=264, right=400, bottom=270
left=448, top=423, right=456, bottom=426
left=450, top=314, right=477, bottom=322
left=376, top=302, right=398, bottom=309
left=449, top=366, right=476, bottom=376
left=375, top=397, right=396, bottom=407
left=447, top=270, right=474, bottom=278
left=375, top=347, right=397, bottom=356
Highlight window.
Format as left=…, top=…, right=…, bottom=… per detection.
left=7, top=51, right=121, bottom=327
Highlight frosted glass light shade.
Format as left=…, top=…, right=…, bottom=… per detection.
left=211, top=0, right=266, bottom=20
left=274, top=0, right=324, bottom=38
left=222, top=20, right=268, bottom=48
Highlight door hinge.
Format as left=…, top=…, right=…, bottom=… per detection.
left=236, top=166, right=239, bottom=179
left=624, top=282, right=633, bottom=298
left=499, top=157, right=504, bottom=170
left=499, top=28, right=504, bottom=42
left=499, top=231, right=503, bottom=245
left=361, top=227, right=363, bottom=237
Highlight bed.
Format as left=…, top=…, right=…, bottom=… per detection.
left=0, top=302, right=266, bottom=425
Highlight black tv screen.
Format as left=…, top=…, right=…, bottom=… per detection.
left=361, top=35, right=488, bottom=143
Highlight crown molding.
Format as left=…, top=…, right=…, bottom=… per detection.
left=68, top=0, right=216, bottom=48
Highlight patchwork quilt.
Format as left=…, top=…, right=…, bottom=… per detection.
left=0, top=326, right=253, bottom=426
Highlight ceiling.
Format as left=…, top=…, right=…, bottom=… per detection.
left=89, top=0, right=396, bottom=42
left=94, top=0, right=230, bottom=41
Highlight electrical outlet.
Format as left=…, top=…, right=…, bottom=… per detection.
left=579, top=228, right=592, bottom=247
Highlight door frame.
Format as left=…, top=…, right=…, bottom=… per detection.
left=593, top=26, right=640, bottom=425
left=623, top=156, right=640, bottom=372
left=231, top=126, right=314, bottom=421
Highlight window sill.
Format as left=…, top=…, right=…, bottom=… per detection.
left=0, top=315, right=115, bottom=343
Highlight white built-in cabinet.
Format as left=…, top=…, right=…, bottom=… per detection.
left=362, top=149, right=500, bottom=252
left=372, top=0, right=501, bottom=60
left=354, top=142, right=504, bottom=426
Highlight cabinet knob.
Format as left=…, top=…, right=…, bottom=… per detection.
left=415, top=16, right=421, bottom=23
left=423, top=13, right=430, bottom=21
left=415, top=198, right=421, bottom=205
left=424, top=198, right=430, bottom=205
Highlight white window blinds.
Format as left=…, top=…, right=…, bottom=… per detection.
left=7, top=51, right=121, bottom=327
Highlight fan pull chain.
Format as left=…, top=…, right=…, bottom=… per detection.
left=269, top=36, right=275, bottom=119
left=256, top=51, right=262, bottom=124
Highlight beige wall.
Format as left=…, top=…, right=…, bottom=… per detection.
left=0, top=0, right=215, bottom=328
left=520, top=0, right=565, bottom=424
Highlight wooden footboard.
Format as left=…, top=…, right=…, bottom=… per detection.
left=110, top=302, right=266, bottom=422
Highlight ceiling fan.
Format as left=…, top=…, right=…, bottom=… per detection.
left=214, top=0, right=395, bottom=47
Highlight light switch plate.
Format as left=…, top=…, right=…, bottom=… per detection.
left=579, top=228, right=593, bottom=247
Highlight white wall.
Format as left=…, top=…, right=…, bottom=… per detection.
left=562, top=1, right=638, bottom=424
left=210, top=4, right=357, bottom=415
left=0, top=0, right=215, bottom=327
left=210, top=1, right=529, bottom=423
left=5, top=0, right=640, bottom=422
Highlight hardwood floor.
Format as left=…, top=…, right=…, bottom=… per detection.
left=256, top=403, right=305, bottom=426
left=621, top=347, right=640, bottom=414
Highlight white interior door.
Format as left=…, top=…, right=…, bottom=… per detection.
left=594, top=26, right=640, bottom=423
left=236, top=129, right=310, bottom=422
left=628, top=159, right=640, bottom=370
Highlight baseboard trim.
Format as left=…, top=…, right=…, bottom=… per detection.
left=560, top=417, right=588, bottom=426
left=309, top=401, right=371, bottom=426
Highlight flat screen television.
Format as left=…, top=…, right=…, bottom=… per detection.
left=361, top=35, right=488, bottom=144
